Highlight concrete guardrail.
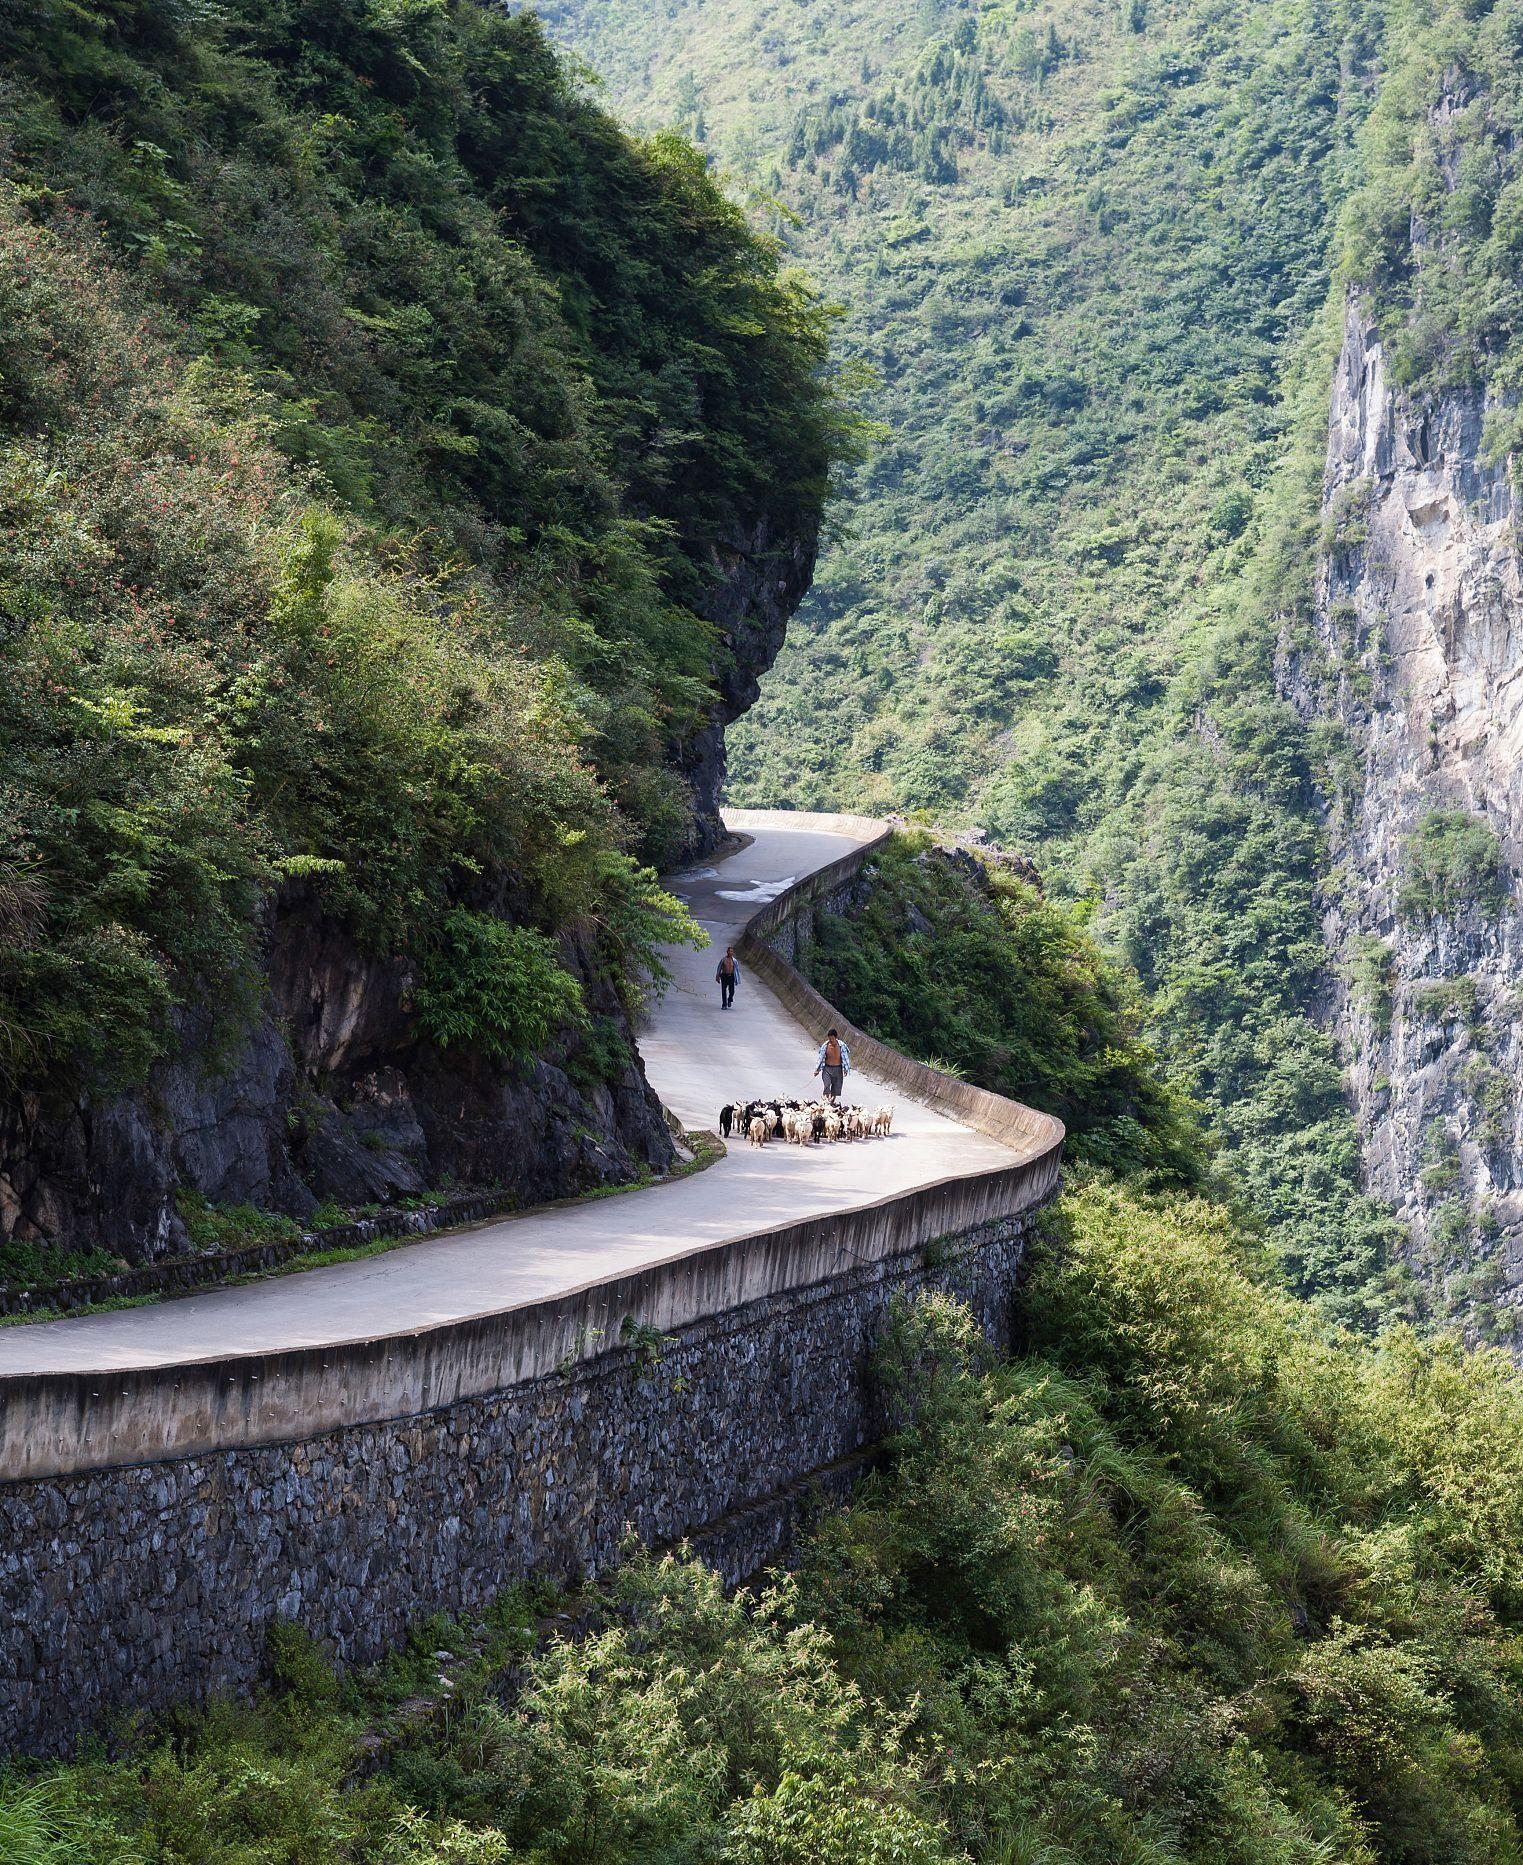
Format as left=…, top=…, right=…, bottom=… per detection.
left=725, top=809, right=1066, bottom=1159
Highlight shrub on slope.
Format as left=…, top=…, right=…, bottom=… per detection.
left=803, top=1181, right=1523, bottom=1858
left=13, top=1179, right=1523, bottom=1858
left=797, top=830, right=1204, bottom=1183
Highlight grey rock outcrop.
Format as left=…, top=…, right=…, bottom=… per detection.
left=1289, top=299, right=1523, bottom=1326
left=0, top=509, right=819, bottom=1264
left=680, top=517, right=819, bottom=857
left=0, top=893, right=673, bottom=1266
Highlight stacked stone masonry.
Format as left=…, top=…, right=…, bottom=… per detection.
left=0, top=1210, right=1036, bottom=1755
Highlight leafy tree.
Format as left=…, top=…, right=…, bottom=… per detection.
left=414, top=915, right=586, bottom=1060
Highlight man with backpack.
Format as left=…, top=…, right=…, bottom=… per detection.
left=815, top=1028, right=851, bottom=1102
left=716, top=945, right=739, bottom=1009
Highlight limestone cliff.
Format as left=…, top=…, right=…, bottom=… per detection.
left=1292, top=299, right=1523, bottom=1327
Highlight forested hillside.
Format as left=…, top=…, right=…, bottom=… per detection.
left=0, top=1, right=840, bottom=1264
left=795, top=830, right=1204, bottom=1182
left=546, top=0, right=1523, bottom=1330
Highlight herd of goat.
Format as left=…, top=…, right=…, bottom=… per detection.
left=718, top=1097, right=895, bottom=1147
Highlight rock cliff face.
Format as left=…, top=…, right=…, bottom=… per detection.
left=681, top=517, right=820, bottom=857
left=0, top=498, right=815, bottom=1266
left=0, top=890, right=673, bottom=1264
left=1291, top=299, right=1523, bottom=1327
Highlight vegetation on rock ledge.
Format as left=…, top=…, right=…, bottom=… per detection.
left=798, top=831, right=1203, bottom=1184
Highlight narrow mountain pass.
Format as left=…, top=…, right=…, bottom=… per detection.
left=0, top=814, right=1023, bottom=1380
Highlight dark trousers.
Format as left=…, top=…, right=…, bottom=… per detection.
left=821, top=1064, right=844, bottom=1100
left=720, top=972, right=736, bottom=1008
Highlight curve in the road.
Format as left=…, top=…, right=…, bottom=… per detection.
left=0, top=811, right=1064, bottom=1478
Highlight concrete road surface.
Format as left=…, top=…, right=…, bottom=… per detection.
left=0, top=816, right=1016, bottom=1375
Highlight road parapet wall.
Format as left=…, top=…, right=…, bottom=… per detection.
left=0, top=812, right=1064, bottom=1755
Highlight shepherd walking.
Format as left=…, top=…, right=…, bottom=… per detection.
left=716, top=945, right=739, bottom=1010
left=815, top=1027, right=851, bottom=1101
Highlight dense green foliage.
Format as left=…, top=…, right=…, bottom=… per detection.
left=544, top=0, right=1519, bottom=1324
left=1338, top=0, right=1523, bottom=439
left=1398, top=808, right=1507, bottom=921
left=415, top=914, right=586, bottom=1060
left=799, top=832, right=1202, bottom=1181
left=0, top=1, right=839, bottom=1096
left=1, top=0, right=840, bottom=579
left=17, top=1176, right=1523, bottom=1859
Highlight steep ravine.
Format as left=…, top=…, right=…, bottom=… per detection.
left=1291, top=300, right=1523, bottom=1330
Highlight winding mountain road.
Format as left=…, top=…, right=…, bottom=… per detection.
left=0, top=813, right=1025, bottom=1379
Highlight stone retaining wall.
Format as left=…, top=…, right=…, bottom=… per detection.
left=0, top=810, right=1064, bottom=1756
left=0, top=1206, right=1039, bottom=1754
